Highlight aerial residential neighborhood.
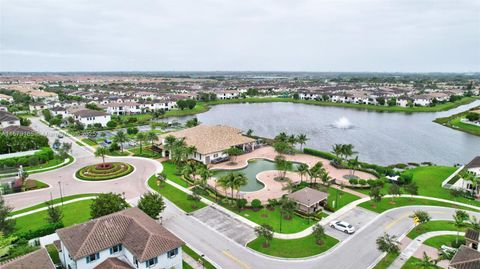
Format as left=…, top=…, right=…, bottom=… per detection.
left=1, top=1, right=479, bottom=269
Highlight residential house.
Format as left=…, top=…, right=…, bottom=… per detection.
left=0, top=111, right=20, bottom=128
left=448, top=156, right=480, bottom=194
left=159, top=125, right=256, bottom=164
left=412, top=95, right=433, bottom=106
left=0, top=93, right=13, bottom=102
left=215, top=90, right=239, bottom=100
left=55, top=207, right=184, bottom=269
left=287, top=187, right=328, bottom=214
left=0, top=248, right=55, bottom=269
left=449, top=245, right=480, bottom=269
left=71, top=109, right=111, bottom=127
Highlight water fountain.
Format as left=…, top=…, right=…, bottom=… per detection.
left=333, top=116, right=353, bottom=129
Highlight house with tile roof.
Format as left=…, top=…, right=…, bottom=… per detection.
left=0, top=248, right=55, bottom=269
left=0, top=111, right=20, bottom=128
left=71, top=109, right=111, bottom=127
left=158, top=124, right=256, bottom=164
left=55, top=207, right=184, bottom=269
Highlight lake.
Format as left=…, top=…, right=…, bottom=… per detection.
left=185, top=100, right=480, bottom=166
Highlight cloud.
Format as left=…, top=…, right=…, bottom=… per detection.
left=0, top=0, right=479, bottom=72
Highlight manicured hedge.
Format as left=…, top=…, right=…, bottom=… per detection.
left=0, top=132, right=49, bottom=154
left=303, top=148, right=340, bottom=162
left=0, top=147, right=55, bottom=168
left=14, top=222, right=64, bottom=241
left=76, top=162, right=134, bottom=181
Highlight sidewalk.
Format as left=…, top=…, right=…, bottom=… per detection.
left=389, top=231, right=463, bottom=269
left=9, top=196, right=97, bottom=219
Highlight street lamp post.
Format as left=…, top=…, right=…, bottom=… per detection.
left=58, top=181, right=64, bottom=206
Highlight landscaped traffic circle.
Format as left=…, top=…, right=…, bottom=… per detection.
left=75, top=162, right=134, bottom=181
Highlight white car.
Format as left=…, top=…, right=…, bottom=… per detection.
left=330, top=221, right=355, bottom=234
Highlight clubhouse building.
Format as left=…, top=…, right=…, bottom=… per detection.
left=158, top=125, right=256, bottom=164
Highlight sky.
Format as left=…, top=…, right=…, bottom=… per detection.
left=0, top=0, right=479, bottom=72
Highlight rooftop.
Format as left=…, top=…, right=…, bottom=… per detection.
left=466, top=156, right=480, bottom=170
left=160, top=124, right=255, bottom=154
left=0, top=248, right=55, bottom=269
left=287, top=187, right=328, bottom=206
left=56, top=207, right=183, bottom=263
left=0, top=111, right=19, bottom=122
left=71, top=109, right=109, bottom=118
left=449, top=245, right=480, bottom=269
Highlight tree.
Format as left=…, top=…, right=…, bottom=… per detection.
left=94, top=146, right=108, bottom=166
left=388, top=184, right=401, bottom=203
left=453, top=210, right=469, bottom=244
left=236, top=198, right=247, bottom=211
left=466, top=112, right=480, bottom=122
left=274, top=155, right=292, bottom=180
left=246, top=129, right=254, bottom=136
left=113, top=130, right=129, bottom=152
left=348, top=156, right=359, bottom=177
left=469, top=216, right=480, bottom=231
left=0, top=195, right=15, bottom=235
left=376, top=233, right=400, bottom=254
left=331, top=144, right=343, bottom=162
left=147, top=131, right=158, bottom=147
left=320, top=170, right=332, bottom=186
left=58, top=142, right=72, bottom=159
left=415, top=252, right=438, bottom=268
left=297, top=163, right=309, bottom=183
left=90, top=192, right=129, bottom=218
left=197, top=166, right=213, bottom=189
left=251, top=199, right=262, bottom=210
left=254, top=224, right=273, bottom=248
left=369, top=186, right=384, bottom=206
left=312, top=223, right=326, bottom=245
left=404, top=182, right=418, bottom=196
left=296, top=134, right=308, bottom=151
left=45, top=201, right=63, bottom=225
left=136, top=132, right=147, bottom=155
left=224, top=146, right=243, bottom=165
left=218, top=173, right=247, bottom=199
left=138, top=192, right=166, bottom=220
left=411, top=211, right=431, bottom=224
left=280, top=196, right=296, bottom=220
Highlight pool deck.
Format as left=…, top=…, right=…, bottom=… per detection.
left=207, top=146, right=374, bottom=202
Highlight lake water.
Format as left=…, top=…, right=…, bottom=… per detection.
left=184, top=101, right=480, bottom=166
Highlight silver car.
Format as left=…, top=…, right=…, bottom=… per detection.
left=330, top=220, right=355, bottom=234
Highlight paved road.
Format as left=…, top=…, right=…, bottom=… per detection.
left=163, top=204, right=480, bottom=269
left=4, top=118, right=161, bottom=210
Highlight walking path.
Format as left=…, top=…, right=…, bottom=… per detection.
left=389, top=231, right=463, bottom=269
left=8, top=196, right=97, bottom=219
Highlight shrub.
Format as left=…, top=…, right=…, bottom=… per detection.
left=127, top=127, right=138, bottom=135
left=303, top=148, right=339, bottom=162
left=236, top=198, right=248, bottom=210
left=14, top=223, right=64, bottom=241
left=251, top=199, right=262, bottom=210
left=349, top=178, right=358, bottom=185
left=106, top=120, right=118, bottom=128
left=358, top=179, right=367, bottom=186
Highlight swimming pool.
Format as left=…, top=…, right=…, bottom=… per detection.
left=213, top=159, right=301, bottom=192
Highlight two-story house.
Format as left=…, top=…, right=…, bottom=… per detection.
left=71, top=109, right=111, bottom=127
left=55, top=207, right=184, bottom=269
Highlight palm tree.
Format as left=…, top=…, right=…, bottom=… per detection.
left=297, top=163, right=309, bottom=183
left=95, top=146, right=108, bottom=167
left=415, top=252, right=438, bottom=268
left=136, top=132, right=147, bottom=155
left=218, top=173, right=236, bottom=199
left=147, top=131, right=158, bottom=147
left=296, top=134, right=308, bottom=151
left=197, top=166, right=213, bottom=189
left=376, top=233, right=400, bottom=254
left=462, top=171, right=479, bottom=196
left=320, top=169, right=332, bottom=186
left=163, top=135, right=177, bottom=153
left=232, top=173, right=248, bottom=198
left=331, top=144, right=343, bottom=161
left=348, top=156, right=360, bottom=177
left=342, top=144, right=357, bottom=160
left=113, top=130, right=128, bottom=152
left=469, top=216, right=480, bottom=231
left=453, top=210, right=469, bottom=244
left=309, top=162, right=323, bottom=185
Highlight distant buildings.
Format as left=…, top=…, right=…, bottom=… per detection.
left=0, top=111, right=20, bottom=128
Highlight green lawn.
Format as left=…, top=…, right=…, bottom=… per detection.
left=406, top=220, right=468, bottom=239
left=183, top=245, right=216, bottom=269
left=434, top=106, right=480, bottom=136
left=236, top=207, right=312, bottom=234
left=161, top=161, right=189, bottom=187
left=401, top=257, right=435, bottom=269
left=327, top=188, right=361, bottom=211
left=10, top=193, right=98, bottom=216
left=130, top=146, right=162, bottom=158
left=148, top=175, right=206, bottom=213
left=106, top=150, right=130, bottom=156
left=423, top=235, right=464, bottom=249
left=247, top=233, right=339, bottom=258
left=46, top=244, right=60, bottom=264
left=81, top=138, right=97, bottom=146
left=358, top=197, right=480, bottom=213
left=372, top=252, right=400, bottom=269
left=14, top=199, right=93, bottom=234
left=183, top=261, right=194, bottom=269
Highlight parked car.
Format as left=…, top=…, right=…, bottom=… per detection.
left=57, top=133, right=64, bottom=138
left=330, top=221, right=355, bottom=234
left=104, top=139, right=112, bottom=144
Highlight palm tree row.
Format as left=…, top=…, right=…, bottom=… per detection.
left=273, top=132, right=309, bottom=154
left=163, top=135, right=197, bottom=166
left=217, top=172, right=248, bottom=200
left=296, top=161, right=332, bottom=186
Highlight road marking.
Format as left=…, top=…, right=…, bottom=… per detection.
left=385, top=213, right=411, bottom=230
left=222, top=250, right=251, bottom=269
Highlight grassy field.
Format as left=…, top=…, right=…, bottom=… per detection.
left=327, top=188, right=361, bottom=211
left=236, top=207, right=312, bottom=234
left=206, top=96, right=478, bottom=113
left=358, top=197, right=480, bottom=213
left=10, top=193, right=98, bottom=216
left=406, top=220, right=468, bottom=239
left=434, top=106, right=480, bottom=136
left=81, top=138, right=98, bottom=146
left=247, top=233, right=339, bottom=258
left=372, top=252, right=400, bottom=269
left=148, top=175, right=206, bottom=213
left=161, top=161, right=190, bottom=187
left=14, top=199, right=93, bottom=234
left=130, top=146, right=162, bottom=158
left=423, top=235, right=463, bottom=249
left=182, top=245, right=216, bottom=269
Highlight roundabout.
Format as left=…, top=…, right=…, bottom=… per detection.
left=75, top=162, right=134, bottom=181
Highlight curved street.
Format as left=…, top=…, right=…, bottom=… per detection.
left=4, top=118, right=478, bottom=269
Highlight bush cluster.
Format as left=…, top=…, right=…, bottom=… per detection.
left=0, top=147, right=55, bottom=168
left=0, top=133, right=49, bottom=154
